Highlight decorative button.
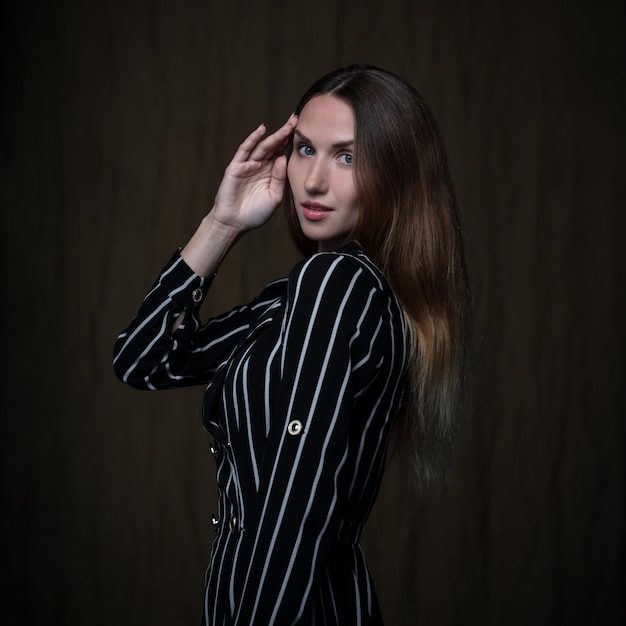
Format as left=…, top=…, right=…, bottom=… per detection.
left=287, top=420, right=303, bottom=436
left=210, top=514, right=220, bottom=533
left=229, top=514, right=238, bottom=534
left=192, top=288, right=203, bottom=303
left=209, top=441, right=218, bottom=456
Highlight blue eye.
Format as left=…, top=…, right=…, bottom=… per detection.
left=297, top=144, right=314, bottom=156
left=338, top=153, right=353, bottom=165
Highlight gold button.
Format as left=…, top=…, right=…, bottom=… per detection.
left=287, top=420, right=303, bottom=436
left=192, top=288, right=203, bottom=303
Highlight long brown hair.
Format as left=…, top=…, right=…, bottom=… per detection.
left=285, top=65, right=472, bottom=488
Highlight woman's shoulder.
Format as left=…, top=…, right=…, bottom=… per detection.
left=288, top=242, right=391, bottom=297
left=284, top=243, right=407, bottom=353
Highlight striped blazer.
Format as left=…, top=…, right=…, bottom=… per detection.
left=113, top=242, right=408, bottom=625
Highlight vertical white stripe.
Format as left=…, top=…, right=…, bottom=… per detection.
left=264, top=339, right=281, bottom=436
left=242, top=357, right=260, bottom=490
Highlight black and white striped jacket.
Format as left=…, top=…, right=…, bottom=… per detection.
left=113, top=242, right=408, bottom=625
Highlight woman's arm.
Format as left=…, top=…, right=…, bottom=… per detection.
left=228, top=253, right=396, bottom=625
left=113, top=116, right=297, bottom=387
left=112, top=251, right=248, bottom=389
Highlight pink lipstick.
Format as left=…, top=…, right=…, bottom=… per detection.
left=302, top=202, right=331, bottom=221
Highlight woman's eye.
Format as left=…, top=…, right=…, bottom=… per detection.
left=297, top=144, right=314, bottom=156
left=338, top=153, right=353, bottom=165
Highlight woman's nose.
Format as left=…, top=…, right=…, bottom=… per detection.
left=304, top=159, right=328, bottom=194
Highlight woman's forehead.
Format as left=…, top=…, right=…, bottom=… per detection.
left=296, top=95, right=355, bottom=144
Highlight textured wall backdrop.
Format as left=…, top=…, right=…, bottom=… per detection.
left=1, top=0, right=624, bottom=624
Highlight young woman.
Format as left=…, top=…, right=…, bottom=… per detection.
left=113, top=65, right=471, bottom=625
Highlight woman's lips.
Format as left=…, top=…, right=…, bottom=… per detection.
left=302, top=202, right=331, bottom=221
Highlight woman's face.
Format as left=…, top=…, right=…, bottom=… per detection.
left=288, top=94, right=360, bottom=252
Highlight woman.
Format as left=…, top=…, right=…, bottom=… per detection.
left=113, top=65, right=471, bottom=625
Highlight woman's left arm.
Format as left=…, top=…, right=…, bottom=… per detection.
left=229, top=252, right=395, bottom=625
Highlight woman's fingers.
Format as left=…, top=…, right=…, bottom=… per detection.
left=252, top=114, right=297, bottom=160
left=232, top=123, right=268, bottom=163
left=269, top=155, right=288, bottom=194
left=237, top=114, right=297, bottom=163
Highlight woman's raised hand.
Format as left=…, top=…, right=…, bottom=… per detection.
left=211, top=114, right=298, bottom=233
left=180, top=114, right=297, bottom=278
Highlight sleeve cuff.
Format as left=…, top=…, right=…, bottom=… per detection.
left=157, top=248, right=215, bottom=309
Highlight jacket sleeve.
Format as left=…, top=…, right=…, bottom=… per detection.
left=229, top=252, right=389, bottom=625
left=112, top=250, right=254, bottom=390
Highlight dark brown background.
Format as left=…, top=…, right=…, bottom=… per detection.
left=1, top=0, right=624, bottom=624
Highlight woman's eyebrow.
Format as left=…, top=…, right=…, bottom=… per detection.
left=294, top=129, right=354, bottom=149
